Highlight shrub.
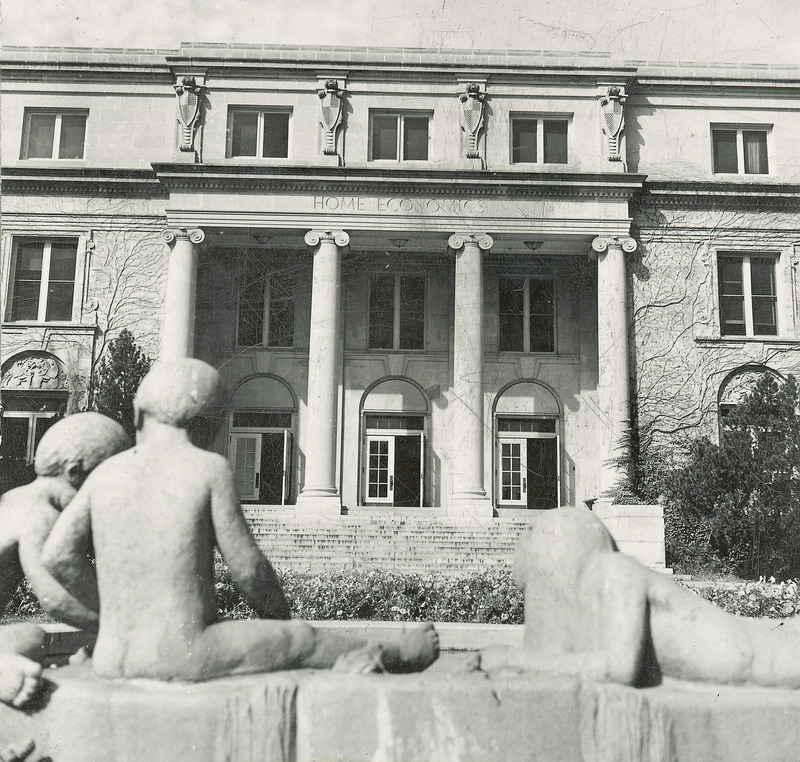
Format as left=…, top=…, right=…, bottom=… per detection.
left=668, top=374, right=800, bottom=580
left=213, top=560, right=524, bottom=624
left=90, top=329, right=151, bottom=440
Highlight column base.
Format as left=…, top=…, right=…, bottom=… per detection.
left=447, top=495, right=495, bottom=521
left=294, top=493, right=342, bottom=519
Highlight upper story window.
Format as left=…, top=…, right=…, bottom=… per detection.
left=511, top=117, right=568, bottom=164
left=21, top=109, right=87, bottom=160
left=6, top=239, right=79, bottom=322
left=228, top=108, right=291, bottom=158
left=717, top=254, right=778, bottom=337
left=499, top=277, right=555, bottom=352
left=712, top=126, right=769, bottom=174
left=369, top=113, right=429, bottom=161
left=236, top=257, right=295, bottom=347
left=368, top=274, right=425, bottom=350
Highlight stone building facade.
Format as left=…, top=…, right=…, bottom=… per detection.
left=1, top=44, right=798, bottom=522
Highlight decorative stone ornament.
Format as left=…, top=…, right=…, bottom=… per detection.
left=459, top=83, right=485, bottom=159
left=589, top=235, right=637, bottom=259
left=448, top=232, right=493, bottom=252
left=317, top=79, right=344, bottom=156
left=305, top=229, right=350, bottom=248
left=1, top=353, right=67, bottom=390
left=161, top=227, right=206, bottom=246
left=599, top=86, right=626, bottom=162
left=174, top=76, right=203, bottom=153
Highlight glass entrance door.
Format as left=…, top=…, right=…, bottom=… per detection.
left=496, top=417, right=559, bottom=509
left=363, top=414, right=424, bottom=507
left=229, top=412, right=293, bottom=504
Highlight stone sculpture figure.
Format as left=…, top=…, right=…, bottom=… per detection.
left=474, top=506, right=800, bottom=689
left=0, top=413, right=130, bottom=708
left=43, top=359, right=439, bottom=681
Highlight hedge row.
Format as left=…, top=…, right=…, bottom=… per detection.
left=6, top=567, right=800, bottom=625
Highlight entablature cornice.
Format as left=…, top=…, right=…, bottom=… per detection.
left=1, top=168, right=166, bottom=198
left=151, top=163, right=646, bottom=200
left=638, top=182, right=800, bottom=210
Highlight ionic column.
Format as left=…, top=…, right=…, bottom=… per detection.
left=296, top=229, right=349, bottom=516
left=160, top=227, right=204, bottom=360
left=591, top=235, right=637, bottom=499
left=448, top=233, right=494, bottom=519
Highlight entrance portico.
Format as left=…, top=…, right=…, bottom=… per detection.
left=154, top=165, right=643, bottom=516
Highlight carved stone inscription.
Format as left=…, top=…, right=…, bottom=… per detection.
left=312, top=196, right=486, bottom=215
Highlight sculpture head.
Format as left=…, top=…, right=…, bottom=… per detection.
left=35, top=412, right=131, bottom=489
left=134, top=359, right=220, bottom=431
left=513, top=507, right=617, bottom=589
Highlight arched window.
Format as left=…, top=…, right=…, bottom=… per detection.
left=361, top=378, right=429, bottom=508
left=1, top=352, right=69, bottom=463
left=228, top=375, right=296, bottom=505
left=718, top=365, right=782, bottom=428
left=493, top=381, right=561, bottom=510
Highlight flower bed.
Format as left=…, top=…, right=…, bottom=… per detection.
left=5, top=566, right=800, bottom=625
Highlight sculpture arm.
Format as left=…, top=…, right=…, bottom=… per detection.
left=39, top=490, right=100, bottom=624
left=209, top=458, right=291, bottom=620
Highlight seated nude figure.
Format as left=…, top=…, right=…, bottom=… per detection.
left=0, top=413, right=129, bottom=710
left=42, top=359, right=439, bottom=681
left=474, top=506, right=800, bottom=689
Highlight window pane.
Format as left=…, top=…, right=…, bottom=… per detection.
left=529, top=279, right=555, bottom=352
left=371, top=115, right=398, bottom=160
left=750, top=257, right=777, bottom=334
left=403, top=116, right=428, bottom=160
left=268, top=271, right=295, bottom=347
left=398, top=276, right=424, bottom=350
left=743, top=131, right=768, bottom=174
left=232, top=412, right=292, bottom=428
left=10, top=242, right=44, bottom=321
left=262, top=112, right=290, bottom=158
left=0, top=417, right=30, bottom=461
left=230, top=111, right=258, bottom=157
left=543, top=120, right=568, bottom=163
left=512, top=119, right=537, bottom=163
left=237, top=270, right=265, bottom=346
left=24, top=113, right=56, bottom=158
left=58, top=114, right=87, bottom=159
left=369, top=275, right=395, bottom=349
left=712, top=130, right=738, bottom=173
left=718, top=257, right=745, bottom=335
left=44, top=242, right=77, bottom=321
left=499, top=278, right=525, bottom=351
left=45, top=283, right=74, bottom=321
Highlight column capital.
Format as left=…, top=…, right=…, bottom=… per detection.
left=448, top=233, right=493, bottom=251
left=590, top=236, right=637, bottom=256
left=305, top=229, right=350, bottom=248
left=161, top=227, right=205, bottom=246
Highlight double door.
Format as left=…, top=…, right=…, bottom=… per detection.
left=364, top=432, right=423, bottom=507
left=230, top=430, right=292, bottom=504
left=497, top=417, right=559, bottom=509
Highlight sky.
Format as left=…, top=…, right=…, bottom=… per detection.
left=1, top=0, right=798, bottom=64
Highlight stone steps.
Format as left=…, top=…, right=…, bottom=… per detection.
left=243, top=507, right=527, bottom=574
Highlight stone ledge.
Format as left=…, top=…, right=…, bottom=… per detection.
left=4, top=663, right=800, bottom=761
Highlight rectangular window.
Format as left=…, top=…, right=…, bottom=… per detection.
left=368, top=274, right=425, bottom=350
left=236, top=257, right=295, bottom=347
left=369, top=113, right=429, bottom=161
left=511, top=117, right=568, bottom=164
left=21, top=110, right=87, bottom=159
left=7, top=239, right=78, bottom=322
left=499, top=277, right=555, bottom=352
left=717, top=254, right=778, bottom=336
left=712, top=127, right=769, bottom=174
left=228, top=109, right=291, bottom=158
